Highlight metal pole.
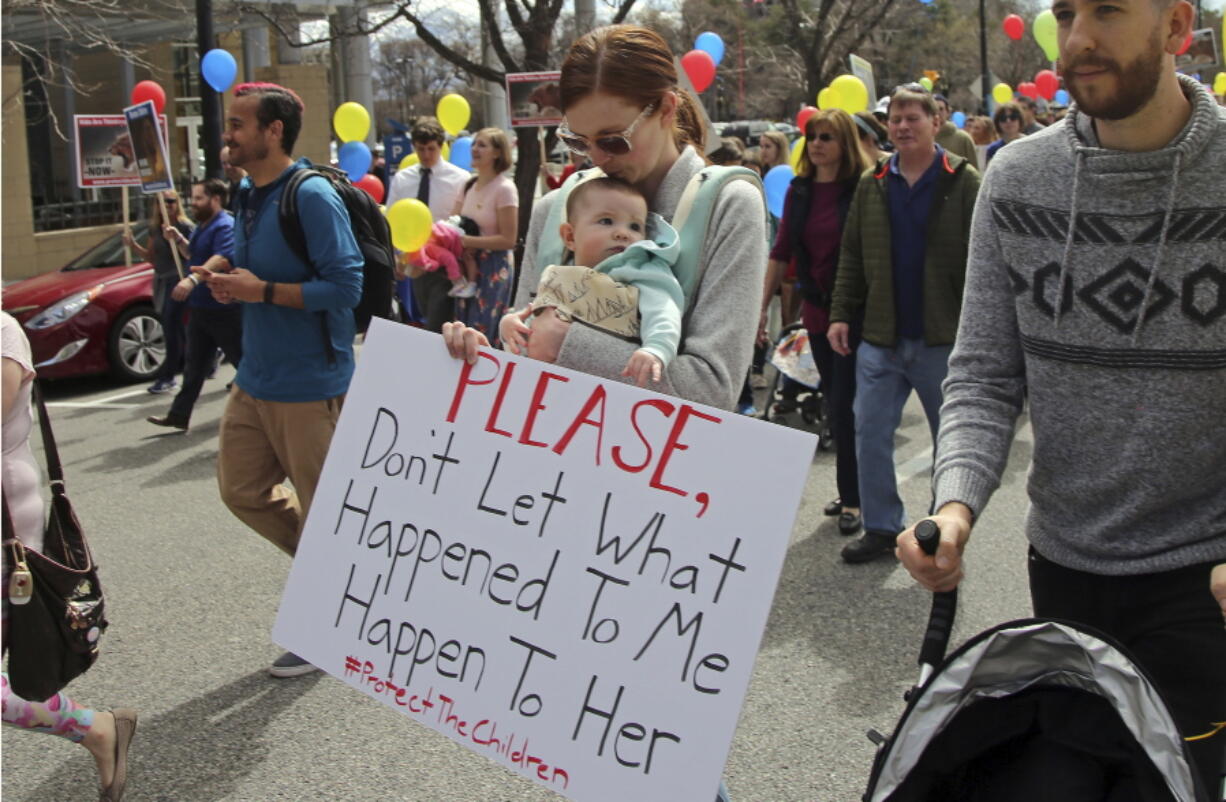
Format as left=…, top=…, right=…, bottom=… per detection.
left=979, top=0, right=991, bottom=115
left=196, top=0, right=223, bottom=179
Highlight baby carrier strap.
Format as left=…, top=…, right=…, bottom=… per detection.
left=670, top=165, right=763, bottom=308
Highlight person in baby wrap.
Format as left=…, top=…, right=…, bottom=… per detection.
left=499, top=175, right=682, bottom=387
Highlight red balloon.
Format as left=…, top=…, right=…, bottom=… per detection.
left=1034, top=69, right=1059, bottom=101
left=1002, top=14, right=1024, bottom=41
left=681, top=49, right=717, bottom=93
left=1018, top=82, right=1040, bottom=100
left=355, top=174, right=385, bottom=204
left=1176, top=33, right=1192, bottom=56
left=131, top=80, right=166, bottom=114
left=795, top=106, right=818, bottom=132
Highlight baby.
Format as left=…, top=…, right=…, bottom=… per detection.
left=500, top=176, right=683, bottom=386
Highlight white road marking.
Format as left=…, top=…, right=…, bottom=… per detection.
left=895, top=447, right=934, bottom=486
left=44, top=402, right=145, bottom=410
left=45, top=387, right=156, bottom=410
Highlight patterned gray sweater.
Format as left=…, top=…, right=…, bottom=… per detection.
left=933, top=74, right=1226, bottom=575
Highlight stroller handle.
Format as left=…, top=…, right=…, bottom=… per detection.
left=916, top=520, right=958, bottom=672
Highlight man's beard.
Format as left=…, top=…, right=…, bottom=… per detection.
left=1062, top=32, right=1164, bottom=121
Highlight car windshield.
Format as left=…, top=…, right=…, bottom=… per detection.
left=64, top=221, right=151, bottom=271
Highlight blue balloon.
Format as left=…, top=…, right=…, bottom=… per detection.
left=694, top=32, right=725, bottom=67
left=763, top=165, right=793, bottom=219
left=1054, top=89, right=1070, bottom=106
left=449, top=136, right=473, bottom=171
left=950, top=111, right=966, bottom=128
left=338, top=141, right=372, bottom=181
left=200, top=49, right=237, bottom=93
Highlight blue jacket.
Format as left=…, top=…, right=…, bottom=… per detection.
left=233, top=159, right=363, bottom=402
left=187, top=210, right=235, bottom=309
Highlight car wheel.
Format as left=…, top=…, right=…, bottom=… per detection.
left=108, top=305, right=166, bottom=381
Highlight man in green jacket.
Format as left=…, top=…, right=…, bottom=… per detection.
left=934, top=93, right=979, bottom=166
left=828, top=86, right=980, bottom=563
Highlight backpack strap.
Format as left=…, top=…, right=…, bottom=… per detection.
left=276, top=162, right=339, bottom=367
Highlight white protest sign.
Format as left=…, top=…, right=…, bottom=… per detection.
left=274, top=321, right=817, bottom=801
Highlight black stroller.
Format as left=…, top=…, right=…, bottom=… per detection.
left=864, top=522, right=1213, bottom=802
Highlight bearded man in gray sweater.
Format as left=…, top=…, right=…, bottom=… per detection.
left=898, top=0, right=1226, bottom=794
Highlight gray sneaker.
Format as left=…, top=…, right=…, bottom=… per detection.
left=269, top=651, right=319, bottom=678
left=147, top=378, right=177, bottom=394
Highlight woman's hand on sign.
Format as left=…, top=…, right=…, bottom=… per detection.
left=524, top=307, right=569, bottom=364
left=623, top=349, right=663, bottom=387
left=499, top=308, right=533, bottom=355
left=827, top=322, right=851, bottom=356
left=206, top=267, right=261, bottom=304
left=442, top=321, right=490, bottom=365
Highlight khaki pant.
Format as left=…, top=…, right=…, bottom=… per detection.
left=217, top=387, right=344, bottom=557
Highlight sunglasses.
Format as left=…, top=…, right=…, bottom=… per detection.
left=557, top=103, right=656, bottom=157
left=806, top=132, right=836, bottom=142
left=999, top=114, right=1022, bottom=122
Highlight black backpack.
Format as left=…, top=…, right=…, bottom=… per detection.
left=278, top=163, right=395, bottom=340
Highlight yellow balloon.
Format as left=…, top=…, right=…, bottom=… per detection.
left=992, top=82, right=1015, bottom=106
left=919, top=76, right=934, bottom=92
left=1214, top=72, right=1226, bottom=96
left=436, top=94, right=471, bottom=136
left=790, top=138, right=805, bottom=171
left=1033, top=9, right=1059, bottom=61
left=386, top=199, right=434, bottom=253
left=333, top=102, right=370, bottom=143
left=831, top=74, right=869, bottom=113
left=817, top=86, right=842, bottom=110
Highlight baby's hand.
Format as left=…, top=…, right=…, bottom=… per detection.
left=499, top=307, right=533, bottom=355
left=622, top=349, right=663, bottom=388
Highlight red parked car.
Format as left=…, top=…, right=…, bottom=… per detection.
left=2, top=223, right=168, bottom=382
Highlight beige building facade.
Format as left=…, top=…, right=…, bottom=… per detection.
left=2, top=28, right=333, bottom=281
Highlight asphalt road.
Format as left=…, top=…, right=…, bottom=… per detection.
left=1, top=356, right=1035, bottom=802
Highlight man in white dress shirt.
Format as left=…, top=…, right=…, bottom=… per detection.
left=386, top=116, right=472, bottom=331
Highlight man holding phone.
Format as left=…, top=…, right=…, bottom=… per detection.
left=148, top=178, right=241, bottom=431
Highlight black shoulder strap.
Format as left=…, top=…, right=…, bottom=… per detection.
left=32, top=382, right=65, bottom=492
left=275, top=167, right=339, bottom=367
left=278, top=168, right=318, bottom=275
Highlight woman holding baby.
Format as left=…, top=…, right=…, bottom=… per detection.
left=443, top=25, right=767, bottom=413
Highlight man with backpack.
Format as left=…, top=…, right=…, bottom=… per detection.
left=205, top=82, right=363, bottom=679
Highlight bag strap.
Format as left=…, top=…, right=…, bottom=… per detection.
left=31, top=381, right=66, bottom=492
left=277, top=165, right=340, bottom=368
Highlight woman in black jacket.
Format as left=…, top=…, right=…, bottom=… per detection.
left=760, top=108, right=871, bottom=536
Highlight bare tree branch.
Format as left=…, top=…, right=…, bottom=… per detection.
left=476, top=0, right=521, bottom=73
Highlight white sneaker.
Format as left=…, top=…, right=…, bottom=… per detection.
left=449, top=279, right=478, bottom=299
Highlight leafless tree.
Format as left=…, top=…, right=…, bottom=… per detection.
left=238, top=0, right=641, bottom=248
left=2, top=0, right=196, bottom=137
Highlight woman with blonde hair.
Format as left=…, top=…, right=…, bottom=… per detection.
left=444, top=25, right=767, bottom=414
left=761, top=108, right=871, bottom=535
left=758, top=129, right=790, bottom=171
left=123, top=189, right=193, bottom=393
left=454, top=127, right=519, bottom=347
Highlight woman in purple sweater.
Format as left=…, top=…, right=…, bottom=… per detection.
left=760, top=109, right=872, bottom=536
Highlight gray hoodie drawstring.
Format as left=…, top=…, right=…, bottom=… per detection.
left=1131, top=150, right=1184, bottom=344
left=1054, top=151, right=1084, bottom=328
